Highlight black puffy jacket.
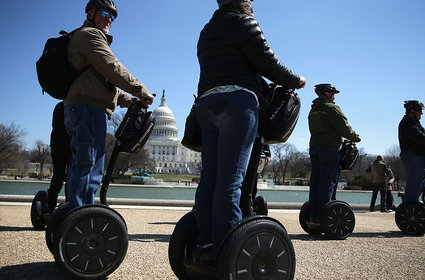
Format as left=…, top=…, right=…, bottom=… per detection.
left=197, top=7, right=301, bottom=97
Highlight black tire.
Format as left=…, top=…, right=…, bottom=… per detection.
left=298, top=201, right=322, bottom=236
left=46, top=203, right=69, bottom=255
left=320, top=201, right=355, bottom=240
left=217, top=217, right=296, bottom=280
left=31, top=190, right=48, bottom=229
left=52, top=205, right=128, bottom=279
left=168, top=211, right=200, bottom=280
left=395, top=201, right=425, bottom=236
left=254, top=196, right=268, bottom=216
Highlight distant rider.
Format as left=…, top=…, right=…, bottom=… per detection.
left=307, top=83, right=361, bottom=226
left=398, top=100, right=425, bottom=202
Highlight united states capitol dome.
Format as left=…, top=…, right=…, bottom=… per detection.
left=151, top=91, right=178, bottom=140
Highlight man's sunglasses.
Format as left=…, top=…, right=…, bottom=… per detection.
left=99, top=11, right=115, bottom=21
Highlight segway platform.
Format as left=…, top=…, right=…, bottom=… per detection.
left=169, top=211, right=296, bottom=280
left=299, top=140, right=359, bottom=240
left=299, top=201, right=355, bottom=240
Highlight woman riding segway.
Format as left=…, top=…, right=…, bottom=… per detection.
left=169, top=1, right=305, bottom=277
left=193, top=0, right=305, bottom=266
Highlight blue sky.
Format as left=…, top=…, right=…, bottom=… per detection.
left=1, top=0, right=424, bottom=156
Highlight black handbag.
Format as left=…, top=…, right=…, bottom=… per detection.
left=181, top=95, right=202, bottom=152
left=339, top=140, right=359, bottom=170
left=261, top=83, right=301, bottom=144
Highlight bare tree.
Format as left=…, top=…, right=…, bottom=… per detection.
left=289, top=150, right=310, bottom=179
left=30, top=140, right=51, bottom=179
left=0, top=123, right=26, bottom=173
left=270, top=143, right=298, bottom=184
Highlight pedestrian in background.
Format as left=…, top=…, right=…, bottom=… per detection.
left=366, top=156, right=391, bottom=212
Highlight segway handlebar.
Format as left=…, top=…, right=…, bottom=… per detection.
left=100, top=99, right=156, bottom=206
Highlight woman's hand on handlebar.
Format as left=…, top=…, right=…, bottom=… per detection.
left=297, top=76, right=306, bottom=89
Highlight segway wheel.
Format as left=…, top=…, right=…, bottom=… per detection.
left=298, top=201, right=323, bottom=236
left=395, top=201, right=425, bottom=236
left=320, top=201, right=355, bottom=240
left=217, top=217, right=296, bottom=280
left=46, top=203, right=69, bottom=255
left=254, top=196, right=269, bottom=216
left=31, top=190, right=48, bottom=229
left=52, top=205, right=128, bottom=279
left=169, top=211, right=207, bottom=280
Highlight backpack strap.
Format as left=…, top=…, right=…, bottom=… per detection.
left=63, top=28, right=92, bottom=75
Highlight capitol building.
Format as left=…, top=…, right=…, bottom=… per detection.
left=145, top=92, right=201, bottom=174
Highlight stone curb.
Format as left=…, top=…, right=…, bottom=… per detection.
left=0, top=194, right=371, bottom=210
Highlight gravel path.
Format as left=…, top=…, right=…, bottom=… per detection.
left=0, top=204, right=423, bottom=280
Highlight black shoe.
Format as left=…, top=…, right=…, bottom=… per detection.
left=46, top=196, right=57, bottom=213
left=195, top=244, right=215, bottom=267
left=380, top=209, right=392, bottom=213
left=306, top=217, right=321, bottom=229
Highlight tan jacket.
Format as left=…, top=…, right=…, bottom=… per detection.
left=65, top=20, right=143, bottom=117
left=368, top=160, right=389, bottom=184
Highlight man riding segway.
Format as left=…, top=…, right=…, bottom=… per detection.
left=395, top=100, right=425, bottom=236
left=301, top=83, right=361, bottom=239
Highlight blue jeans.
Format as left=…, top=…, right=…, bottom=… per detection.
left=64, top=104, right=107, bottom=209
left=400, top=152, right=425, bottom=202
left=308, top=145, right=341, bottom=220
left=195, top=90, right=258, bottom=254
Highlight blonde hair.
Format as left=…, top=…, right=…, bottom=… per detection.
left=228, top=0, right=253, bottom=16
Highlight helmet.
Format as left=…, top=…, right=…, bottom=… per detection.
left=404, top=100, right=424, bottom=112
left=85, top=0, right=118, bottom=18
left=314, top=83, right=340, bottom=95
left=217, top=0, right=254, bottom=8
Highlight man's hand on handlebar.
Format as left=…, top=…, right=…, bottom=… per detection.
left=133, top=85, right=156, bottom=107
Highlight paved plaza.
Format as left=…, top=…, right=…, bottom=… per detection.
left=0, top=203, right=424, bottom=280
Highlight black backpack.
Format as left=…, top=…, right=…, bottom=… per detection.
left=115, top=101, right=156, bottom=153
left=339, top=140, right=359, bottom=170
left=36, top=29, right=89, bottom=100
left=261, top=83, right=301, bottom=144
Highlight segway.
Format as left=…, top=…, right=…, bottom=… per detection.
left=45, top=100, right=155, bottom=279
left=31, top=190, right=49, bottom=229
left=169, top=84, right=299, bottom=280
left=299, top=140, right=358, bottom=240
left=395, top=201, right=425, bottom=236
